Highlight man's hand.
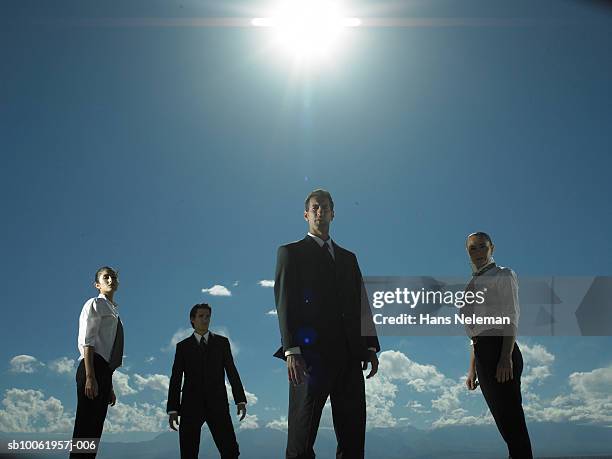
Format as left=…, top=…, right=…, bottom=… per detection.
left=362, top=351, right=379, bottom=379
left=84, top=375, right=98, bottom=399
left=496, top=355, right=513, bottom=383
left=466, top=368, right=478, bottom=390
left=237, top=403, right=247, bottom=421
left=108, top=388, right=117, bottom=406
left=287, top=354, right=309, bottom=385
left=169, top=413, right=179, bottom=431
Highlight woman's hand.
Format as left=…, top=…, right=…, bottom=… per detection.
left=85, top=375, right=98, bottom=399
left=496, top=355, right=513, bottom=383
left=466, top=368, right=478, bottom=390
left=108, top=388, right=117, bottom=406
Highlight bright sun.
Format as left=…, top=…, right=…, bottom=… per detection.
left=252, top=0, right=361, bottom=60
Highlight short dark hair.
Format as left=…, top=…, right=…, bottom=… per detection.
left=94, top=266, right=118, bottom=284
left=189, top=303, right=212, bottom=328
left=304, top=189, right=334, bottom=211
left=466, top=232, right=493, bottom=247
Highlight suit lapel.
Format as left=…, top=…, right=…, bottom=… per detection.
left=303, top=235, right=320, bottom=251
left=331, top=241, right=347, bottom=276
left=304, top=235, right=336, bottom=266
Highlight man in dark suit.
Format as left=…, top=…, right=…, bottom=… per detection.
left=274, top=189, right=380, bottom=459
left=167, top=303, right=247, bottom=459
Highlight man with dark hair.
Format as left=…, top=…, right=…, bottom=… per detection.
left=167, top=303, right=247, bottom=459
left=274, top=189, right=380, bottom=459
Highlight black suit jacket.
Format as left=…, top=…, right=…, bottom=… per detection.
left=167, top=332, right=246, bottom=417
left=274, top=236, right=380, bottom=361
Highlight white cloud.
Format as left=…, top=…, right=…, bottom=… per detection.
left=0, top=389, right=73, bottom=433
left=520, top=342, right=555, bottom=367
left=372, top=350, right=494, bottom=429
left=523, top=365, right=552, bottom=388
left=365, top=376, right=398, bottom=428
left=432, top=409, right=493, bottom=428
left=266, top=309, right=278, bottom=316
left=266, top=416, right=288, bottom=432
left=233, top=281, right=240, bottom=287
left=162, top=327, right=194, bottom=352
left=214, top=326, right=240, bottom=356
left=201, top=284, right=232, bottom=296
left=520, top=342, right=556, bottom=390
left=258, top=280, right=274, bottom=288
left=569, top=365, right=612, bottom=397
left=145, top=356, right=156, bottom=364
left=112, top=370, right=138, bottom=396
left=104, top=401, right=167, bottom=433
left=225, top=381, right=258, bottom=406
left=378, top=350, right=447, bottom=392
left=362, top=350, right=453, bottom=429
left=133, top=374, right=170, bottom=393
left=48, top=357, right=75, bottom=375
left=428, top=375, right=494, bottom=428
left=406, top=400, right=430, bottom=414
left=431, top=380, right=464, bottom=413
left=239, top=414, right=259, bottom=430
left=9, top=355, right=44, bottom=374
left=524, top=365, right=612, bottom=425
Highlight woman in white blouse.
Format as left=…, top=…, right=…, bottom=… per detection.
left=464, top=233, right=533, bottom=459
left=71, top=266, right=123, bottom=458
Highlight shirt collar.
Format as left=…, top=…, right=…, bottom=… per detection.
left=307, top=232, right=332, bottom=248
left=97, top=293, right=118, bottom=308
left=193, top=330, right=210, bottom=343
left=471, top=257, right=496, bottom=276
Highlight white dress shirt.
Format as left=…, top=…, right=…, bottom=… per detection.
left=193, top=330, right=210, bottom=344
left=465, top=264, right=520, bottom=339
left=308, top=232, right=335, bottom=260
left=77, top=293, right=120, bottom=363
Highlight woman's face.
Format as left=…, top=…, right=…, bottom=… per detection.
left=466, top=235, right=494, bottom=269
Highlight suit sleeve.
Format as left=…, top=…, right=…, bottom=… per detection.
left=275, top=245, right=299, bottom=353
left=356, top=256, right=381, bottom=354
left=223, top=338, right=247, bottom=404
left=167, top=343, right=184, bottom=414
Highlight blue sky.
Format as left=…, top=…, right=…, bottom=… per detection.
left=1, top=0, right=611, bottom=448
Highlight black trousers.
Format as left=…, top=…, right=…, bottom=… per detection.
left=474, top=337, right=533, bottom=459
left=70, top=353, right=112, bottom=458
left=286, top=348, right=366, bottom=459
left=179, top=405, right=240, bottom=459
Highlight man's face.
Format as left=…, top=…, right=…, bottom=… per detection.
left=192, top=308, right=211, bottom=331
left=466, top=235, right=494, bottom=269
left=95, top=270, right=119, bottom=295
left=304, top=197, right=334, bottom=234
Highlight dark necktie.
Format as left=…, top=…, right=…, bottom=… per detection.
left=200, top=336, right=208, bottom=349
left=109, top=318, right=124, bottom=372
left=322, top=241, right=334, bottom=263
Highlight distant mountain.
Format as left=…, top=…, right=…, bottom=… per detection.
left=2, top=423, right=611, bottom=459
